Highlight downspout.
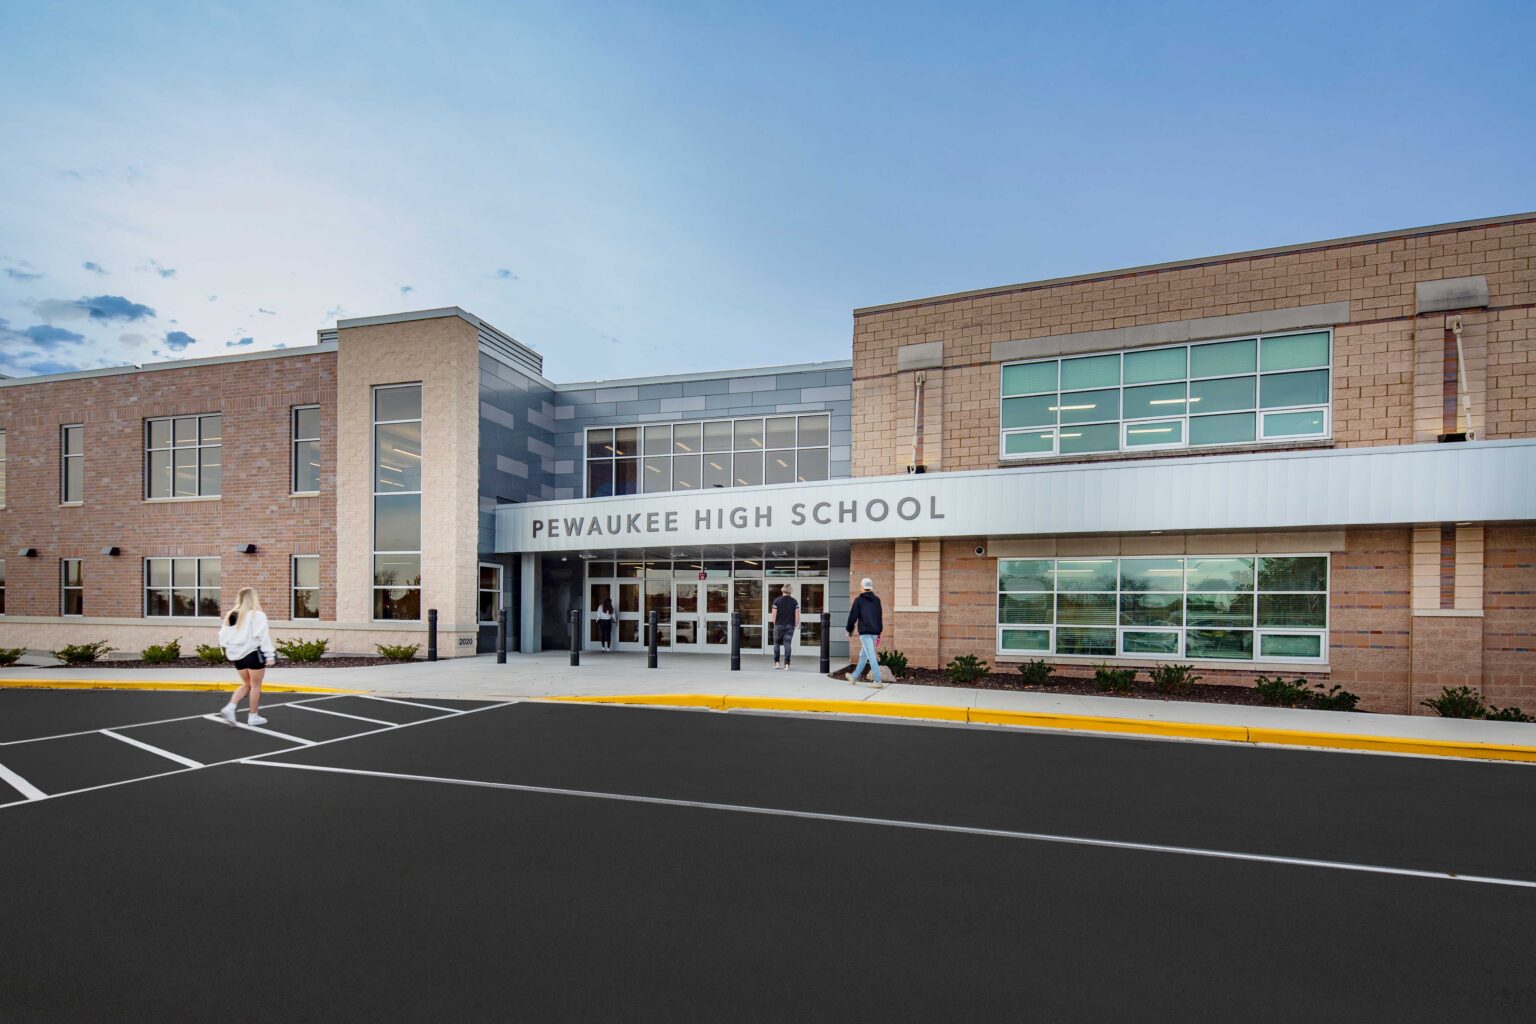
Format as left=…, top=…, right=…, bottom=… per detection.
left=911, top=371, right=926, bottom=472
left=1449, top=315, right=1474, bottom=439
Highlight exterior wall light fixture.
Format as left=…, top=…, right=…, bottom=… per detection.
left=237, top=543, right=258, bottom=554
left=101, top=546, right=120, bottom=556
left=18, top=547, right=37, bottom=557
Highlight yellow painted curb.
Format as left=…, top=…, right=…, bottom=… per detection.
left=1248, top=727, right=1536, bottom=763
left=969, top=707, right=1248, bottom=743
left=545, top=693, right=1536, bottom=763
left=0, top=678, right=361, bottom=695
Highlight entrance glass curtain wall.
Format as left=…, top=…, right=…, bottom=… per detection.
left=586, top=558, right=827, bottom=655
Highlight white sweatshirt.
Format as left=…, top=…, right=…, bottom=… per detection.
left=219, top=610, right=276, bottom=661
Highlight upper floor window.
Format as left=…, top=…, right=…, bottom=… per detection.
left=0, top=428, right=7, bottom=507
left=373, top=384, right=422, bottom=621
left=146, top=415, right=222, bottom=498
left=585, top=414, right=831, bottom=497
left=144, top=557, right=221, bottom=617
left=999, top=331, right=1331, bottom=459
left=61, top=558, right=83, bottom=615
left=292, top=406, right=320, bottom=493
left=61, top=424, right=83, bottom=502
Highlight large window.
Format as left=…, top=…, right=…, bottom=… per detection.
left=585, top=414, right=832, bottom=498
left=997, top=555, right=1328, bottom=663
left=61, top=424, right=83, bottom=502
left=144, top=557, right=222, bottom=617
left=146, top=414, right=222, bottom=498
left=292, top=555, right=319, bottom=619
left=373, top=384, right=421, bottom=620
left=1000, top=331, right=1331, bottom=458
left=292, top=406, right=320, bottom=493
left=61, top=558, right=83, bottom=616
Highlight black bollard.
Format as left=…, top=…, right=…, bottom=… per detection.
left=647, top=611, right=659, bottom=669
left=569, top=608, right=581, bottom=666
left=496, top=608, right=508, bottom=664
left=819, top=612, right=831, bottom=675
left=729, top=612, right=741, bottom=672
left=427, top=608, right=438, bottom=662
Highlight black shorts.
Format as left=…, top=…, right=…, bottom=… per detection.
left=229, top=650, right=268, bottom=671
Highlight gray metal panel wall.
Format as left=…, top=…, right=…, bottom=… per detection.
left=478, top=354, right=559, bottom=552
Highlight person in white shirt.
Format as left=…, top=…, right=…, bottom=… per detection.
left=595, top=597, right=615, bottom=651
left=217, top=587, right=276, bottom=726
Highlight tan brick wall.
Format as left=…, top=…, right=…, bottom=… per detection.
left=0, top=352, right=339, bottom=653
left=852, top=216, right=1536, bottom=476
left=1484, top=525, right=1536, bottom=711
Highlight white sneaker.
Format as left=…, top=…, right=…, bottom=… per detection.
left=247, top=714, right=268, bottom=727
left=218, top=704, right=237, bottom=726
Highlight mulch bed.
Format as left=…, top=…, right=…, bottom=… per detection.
left=831, top=664, right=1342, bottom=710
left=48, top=657, right=411, bottom=670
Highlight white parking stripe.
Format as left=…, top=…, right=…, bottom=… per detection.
left=100, top=730, right=205, bottom=769
left=201, top=715, right=315, bottom=745
left=288, top=704, right=399, bottom=728
left=359, top=695, right=468, bottom=714
left=0, top=694, right=341, bottom=747
left=243, top=759, right=1536, bottom=892
left=0, top=760, right=46, bottom=800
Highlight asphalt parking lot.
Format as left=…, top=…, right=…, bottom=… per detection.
left=2, top=689, right=1534, bottom=1023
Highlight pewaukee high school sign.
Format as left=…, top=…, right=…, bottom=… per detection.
left=530, top=495, right=946, bottom=542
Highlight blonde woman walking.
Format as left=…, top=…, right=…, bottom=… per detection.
left=218, top=587, right=276, bottom=726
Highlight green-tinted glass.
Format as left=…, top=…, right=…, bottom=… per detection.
left=1119, top=592, right=1183, bottom=626
left=1057, top=592, right=1116, bottom=625
left=1001, top=361, right=1057, bottom=396
left=1058, top=422, right=1118, bottom=454
left=1262, top=410, right=1326, bottom=437
left=999, top=593, right=1053, bottom=624
left=1004, top=430, right=1056, bottom=455
left=1186, top=593, right=1254, bottom=627
left=1055, top=559, right=1117, bottom=591
left=1257, top=593, right=1327, bottom=628
left=1259, top=633, right=1323, bottom=658
left=1260, top=332, right=1329, bottom=372
left=1258, top=556, right=1327, bottom=592
left=1124, top=419, right=1183, bottom=447
left=1123, top=382, right=1188, bottom=419
left=1186, top=557, right=1254, bottom=592
left=1055, top=627, right=1116, bottom=656
left=1186, top=629, right=1253, bottom=660
left=1122, top=631, right=1179, bottom=655
left=1002, top=395, right=1056, bottom=429
left=1056, top=389, right=1118, bottom=424
left=1260, top=369, right=1328, bottom=409
left=1120, top=558, right=1185, bottom=593
left=1189, top=376, right=1254, bottom=413
left=999, top=559, right=1054, bottom=591
left=1060, top=354, right=1119, bottom=390
left=1189, top=413, right=1256, bottom=446
left=1190, top=338, right=1256, bottom=377
left=1123, top=347, right=1186, bottom=384
left=1001, top=628, right=1051, bottom=652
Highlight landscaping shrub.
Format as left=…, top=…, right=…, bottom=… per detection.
left=274, top=637, right=328, bottom=663
left=196, top=643, right=226, bottom=665
left=1254, top=675, right=1312, bottom=708
left=52, top=640, right=112, bottom=666
left=1148, top=663, right=1199, bottom=695
left=1093, top=664, right=1137, bottom=693
left=877, top=647, right=909, bottom=678
left=1017, top=659, right=1054, bottom=686
left=1486, top=704, right=1535, bottom=723
left=943, top=654, right=990, bottom=684
left=1308, top=682, right=1360, bottom=712
left=141, top=639, right=181, bottom=665
left=0, top=647, right=24, bottom=667
left=375, top=642, right=421, bottom=661
left=1420, top=686, right=1488, bottom=719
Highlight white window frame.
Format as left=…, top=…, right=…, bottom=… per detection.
left=61, top=558, right=83, bottom=616
left=61, top=424, right=84, bottom=503
left=999, top=330, right=1333, bottom=461
left=584, top=413, right=833, bottom=498
left=144, top=414, right=222, bottom=499
left=0, top=427, right=7, bottom=508
left=372, top=383, right=422, bottom=622
left=478, top=563, right=503, bottom=625
left=995, top=554, right=1329, bottom=665
left=143, top=557, right=222, bottom=619
left=292, top=555, right=320, bottom=620
left=292, top=405, right=320, bottom=495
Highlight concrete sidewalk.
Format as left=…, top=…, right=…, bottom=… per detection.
left=4, top=650, right=1535, bottom=760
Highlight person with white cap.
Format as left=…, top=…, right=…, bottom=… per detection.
left=844, top=577, right=885, bottom=687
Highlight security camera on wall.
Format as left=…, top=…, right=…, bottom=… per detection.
left=974, top=545, right=986, bottom=557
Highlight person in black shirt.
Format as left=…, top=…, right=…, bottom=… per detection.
left=770, top=584, right=799, bottom=669
left=844, top=577, right=884, bottom=687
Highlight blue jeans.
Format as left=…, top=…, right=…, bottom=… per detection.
left=851, top=634, right=882, bottom=683
left=773, top=624, right=795, bottom=665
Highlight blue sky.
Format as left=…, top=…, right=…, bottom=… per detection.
left=1, top=1, right=1532, bottom=382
